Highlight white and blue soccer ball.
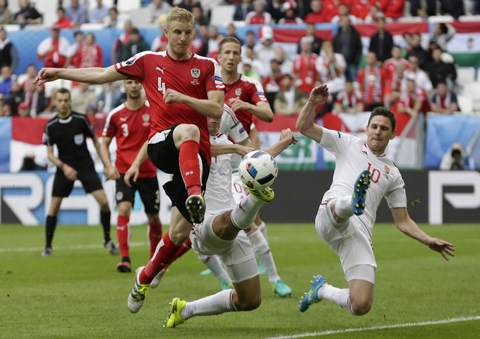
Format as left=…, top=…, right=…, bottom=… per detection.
left=238, top=151, right=278, bottom=190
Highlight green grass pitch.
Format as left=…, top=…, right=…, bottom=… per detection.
left=0, top=223, right=479, bottom=338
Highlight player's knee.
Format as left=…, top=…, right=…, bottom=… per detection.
left=181, top=124, right=200, bottom=142
left=117, top=205, right=131, bottom=216
left=148, top=214, right=160, bottom=225
left=99, top=201, right=110, bottom=211
left=350, top=296, right=372, bottom=316
left=236, top=294, right=261, bottom=311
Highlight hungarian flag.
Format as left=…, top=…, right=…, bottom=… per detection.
left=448, top=22, right=480, bottom=67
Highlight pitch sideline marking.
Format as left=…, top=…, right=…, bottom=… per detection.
left=0, top=242, right=149, bottom=253
left=263, top=316, right=480, bottom=339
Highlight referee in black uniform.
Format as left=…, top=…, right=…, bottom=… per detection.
left=42, top=88, right=119, bottom=257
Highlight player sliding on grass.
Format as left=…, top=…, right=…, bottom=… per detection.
left=296, top=85, right=455, bottom=316
left=161, top=118, right=297, bottom=327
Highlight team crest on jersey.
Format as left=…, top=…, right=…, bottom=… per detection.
left=142, top=114, right=150, bottom=121
left=235, top=88, right=242, bottom=96
left=116, top=192, right=123, bottom=201
left=191, top=68, right=201, bottom=78
left=384, top=165, right=390, bottom=174
left=74, top=133, right=84, bottom=145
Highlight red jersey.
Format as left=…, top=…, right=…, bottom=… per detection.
left=75, top=44, right=103, bottom=68
left=398, top=88, right=430, bottom=113
left=383, top=58, right=409, bottom=82
left=378, top=0, right=404, bottom=19
left=224, top=74, right=268, bottom=136
left=293, top=53, right=318, bottom=94
left=304, top=11, right=331, bottom=23
left=357, top=66, right=386, bottom=104
left=245, top=12, right=272, bottom=25
left=103, top=102, right=157, bottom=178
left=335, top=88, right=364, bottom=110
left=350, top=0, right=375, bottom=19
left=115, top=51, right=224, bottom=164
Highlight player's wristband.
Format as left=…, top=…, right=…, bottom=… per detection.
left=58, top=162, right=64, bottom=170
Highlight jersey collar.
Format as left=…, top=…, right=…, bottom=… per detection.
left=58, top=115, right=72, bottom=124
left=364, top=143, right=386, bottom=158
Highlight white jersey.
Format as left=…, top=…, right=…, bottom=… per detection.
left=219, top=104, right=248, bottom=144
left=205, top=133, right=237, bottom=216
left=319, top=128, right=407, bottom=234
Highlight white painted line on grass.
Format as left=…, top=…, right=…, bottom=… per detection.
left=0, top=242, right=149, bottom=253
left=263, top=316, right=480, bottom=339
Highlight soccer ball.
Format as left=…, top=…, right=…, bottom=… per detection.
left=238, top=151, right=278, bottom=190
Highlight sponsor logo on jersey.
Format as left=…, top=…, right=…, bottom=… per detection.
left=142, top=114, right=150, bottom=121
left=235, top=88, right=242, bottom=96
left=120, top=117, right=127, bottom=121
left=191, top=79, right=200, bottom=85
left=156, top=67, right=165, bottom=74
left=74, top=133, right=84, bottom=145
left=191, top=68, right=201, bottom=78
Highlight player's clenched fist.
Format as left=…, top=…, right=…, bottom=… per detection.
left=280, top=128, right=298, bottom=145
left=163, top=88, right=185, bottom=104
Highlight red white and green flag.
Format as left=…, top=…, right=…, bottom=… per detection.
left=448, top=22, right=480, bottom=67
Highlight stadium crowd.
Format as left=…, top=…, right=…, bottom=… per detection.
left=0, top=0, right=469, bottom=122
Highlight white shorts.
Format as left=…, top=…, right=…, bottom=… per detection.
left=231, top=171, right=249, bottom=204
left=190, top=214, right=258, bottom=283
left=315, top=203, right=377, bottom=279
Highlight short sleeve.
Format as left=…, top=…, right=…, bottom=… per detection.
left=43, top=123, right=53, bottom=146
left=83, top=116, right=96, bottom=139
left=247, top=79, right=268, bottom=105
left=385, top=175, right=407, bottom=209
left=103, top=112, right=117, bottom=138
left=219, top=105, right=248, bottom=143
left=114, top=52, right=148, bottom=82
left=205, top=58, right=224, bottom=92
left=318, top=127, right=358, bottom=156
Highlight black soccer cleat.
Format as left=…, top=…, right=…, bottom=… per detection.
left=185, top=195, right=205, bottom=224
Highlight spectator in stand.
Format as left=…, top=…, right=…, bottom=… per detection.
left=240, top=46, right=263, bottom=77
left=23, top=80, right=46, bottom=116
left=405, top=55, right=433, bottom=94
left=233, top=0, right=254, bottom=21
left=332, top=3, right=359, bottom=24
left=440, top=142, right=470, bottom=170
left=240, top=58, right=261, bottom=82
left=90, top=0, right=110, bottom=24
left=274, top=74, right=307, bottom=116
left=384, top=63, right=406, bottom=108
left=297, top=23, right=322, bottom=55
left=316, top=40, right=346, bottom=95
left=334, top=79, right=364, bottom=114
left=363, top=4, right=382, bottom=24
left=71, top=82, right=97, bottom=114
left=431, top=23, right=456, bottom=52
left=37, top=24, right=71, bottom=69
left=67, top=31, right=83, bottom=67
left=377, top=0, right=404, bottom=20
left=241, top=30, right=256, bottom=59
left=430, top=81, right=459, bottom=115
left=148, top=0, right=172, bottom=24
left=397, top=78, right=430, bottom=119
left=65, top=0, right=88, bottom=28
left=406, top=33, right=427, bottom=69
left=350, top=0, right=376, bottom=20
left=245, top=0, right=272, bottom=25
left=189, top=28, right=204, bottom=55
left=192, top=4, right=208, bottom=25
left=424, top=48, right=456, bottom=89
left=97, top=81, right=122, bottom=113
left=357, top=52, right=386, bottom=111
left=20, top=64, right=39, bottom=88
left=75, top=32, right=103, bottom=69
left=54, top=7, right=73, bottom=29
left=227, top=24, right=243, bottom=45
left=322, top=0, right=341, bottom=19
left=0, top=65, right=12, bottom=95
left=403, top=32, right=413, bottom=53
left=409, top=0, right=436, bottom=17
left=6, top=80, right=23, bottom=115
left=279, top=1, right=303, bottom=24
left=122, top=28, right=149, bottom=61
left=293, top=38, right=318, bottom=95
left=267, top=0, right=285, bottom=23
left=17, top=101, right=29, bottom=117
left=254, top=26, right=277, bottom=77
left=439, top=0, right=464, bottom=19
left=207, top=26, right=223, bottom=60
left=13, top=0, right=42, bottom=26
left=103, top=7, right=128, bottom=29
left=383, top=45, right=409, bottom=82
left=0, top=0, right=12, bottom=25
left=198, top=24, right=209, bottom=57
left=275, top=46, right=294, bottom=75
left=304, top=0, right=331, bottom=23
left=178, top=0, right=197, bottom=12
left=262, top=59, right=283, bottom=110
left=111, top=20, right=132, bottom=64
left=151, top=15, right=168, bottom=52
left=0, top=28, right=19, bottom=73
left=333, top=15, right=362, bottom=81
left=41, top=87, right=58, bottom=114
left=369, top=17, right=394, bottom=64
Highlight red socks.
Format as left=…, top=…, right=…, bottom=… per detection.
left=172, top=238, right=192, bottom=262
left=179, top=140, right=202, bottom=196
left=140, top=231, right=180, bottom=284
left=117, top=216, right=130, bottom=259
left=148, top=222, right=163, bottom=258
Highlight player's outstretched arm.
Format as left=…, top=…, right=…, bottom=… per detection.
left=34, top=65, right=127, bottom=85
left=164, top=89, right=224, bottom=119
left=262, top=128, right=298, bottom=158
left=100, top=137, right=120, bottom=180
left=391, top=207, right=455, bottom=261
left=296, top=85, right=329, bottom=143
left=124, top=140, right=149, bottom=187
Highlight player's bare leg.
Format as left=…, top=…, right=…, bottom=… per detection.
left=91, top=189, right=119, bottom=255
left=42, top=196, right=64, bottom=257
left=116, top=201, right=133, bottom=272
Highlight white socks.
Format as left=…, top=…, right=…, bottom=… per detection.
left=318, top=285, right=356, bottom=315
left=180, top=289, right=236, bottom=320
left=257, top=221, right=267, bottom=240
left=197, top=254, right=230, bottom=284
left=334, top=195, right=354, bottom=219
left=246, top=227, right=280, bottom=283
left=231, top=195, right=266, bottom=230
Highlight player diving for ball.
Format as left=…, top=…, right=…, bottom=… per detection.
left=296, top=85, right=455, bottom=316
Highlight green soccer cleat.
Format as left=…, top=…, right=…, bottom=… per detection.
left=185, top=195, right=206, bottom=224
left=200, top=269, right=212, bottom=275
left=352, top=170, right=371, bottom=216
left=222, top=282, right=234, bottom=290
left=127, top=266, right=150, bottom=313
left=257, top=262, right=266, bottom=274
left=247, top=187, right=275, bottom=203
left=272, top=280, right=292, bottom=297
left=164, top=298, right=187, bottom=328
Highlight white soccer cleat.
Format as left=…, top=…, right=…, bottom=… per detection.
left=127, top=266, right=150, bottom=313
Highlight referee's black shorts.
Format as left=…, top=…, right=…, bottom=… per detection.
left=52, top=164, right=103, bottom=197
left=147, top=124, right=209, bottom=222
left=116, top=174, right=160, bottom=214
